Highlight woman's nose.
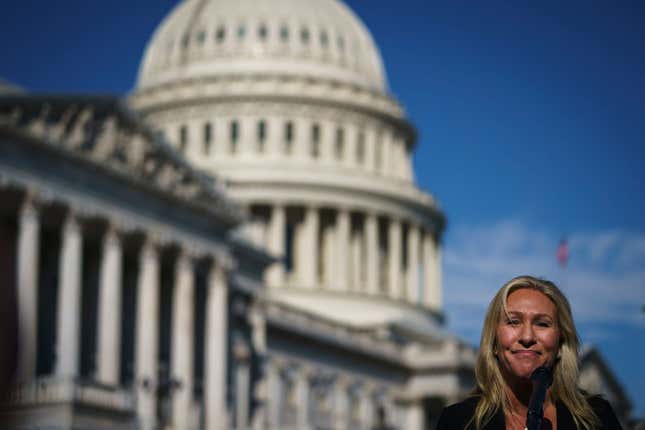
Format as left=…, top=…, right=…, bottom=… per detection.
left=518, top=322, right=536, bottom=346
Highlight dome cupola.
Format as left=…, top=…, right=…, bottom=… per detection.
left=137, top=0, right=388, bottom=94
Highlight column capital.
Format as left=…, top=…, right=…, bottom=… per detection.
left=19, top=188, right=41, bottom=210
left=209, top=252, right=235, bottom=274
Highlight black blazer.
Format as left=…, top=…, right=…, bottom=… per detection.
left=435, top=395, right=622, bottom=430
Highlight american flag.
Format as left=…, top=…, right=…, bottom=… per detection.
left=556, top=238, right=569, bottom=267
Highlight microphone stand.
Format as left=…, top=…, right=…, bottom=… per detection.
left=525, top=366, right=553, bottom=430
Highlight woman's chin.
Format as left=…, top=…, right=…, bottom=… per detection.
left=510, top=363, right=540, bottom=380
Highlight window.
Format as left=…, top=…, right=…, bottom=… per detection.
left=230, top=120, right=239, bottom=154
left=311, top=123, right=320, bottom=158
left=197, top=30, right=206, bottom=45
left=258, top=24, right=268, bottom=41
left=320, top=30, right=329, bottom=48
left=356, top=130, right=365, bottom=164
left=335, top=127, right=344, bottom=160
left=203, top=123, right=212, bottom=155
left=237, top=25, right=246, bottom=40
left=182, top=33, right=190, bottom=48
left=280, top=25, right=289, bottom=42
left=215, top=26, right=226, bottom=43
left=179, top=125, right=188, bottom=153
left=284, top=121, right=294, bottom=154
left=301, top=27, right=310, bottom=44
left=257, top=120, right=266, bottom=153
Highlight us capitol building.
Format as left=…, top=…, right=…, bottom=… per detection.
left=0, top=0, right=632, bottom=429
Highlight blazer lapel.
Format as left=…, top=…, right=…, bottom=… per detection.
left=556, top=400, right=576, bottom=429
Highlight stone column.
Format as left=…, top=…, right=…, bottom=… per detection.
left=267, top=116, right=282, bottom=159
left=406, top=400, right=424, bottom=430
left=299, top=206, right=319, bottom=289
left=214, top=115, right=228, bottom=158
left=296, top=367, right=311, bottom=430
left=334, top=209, right=350, bottom=292
left=380, top=130, right=391, bottom=176
left=295, top=118, right=310, bottom=160
left=136, top=239, right=160, bottom=430
left=364, top=128, right=377, bottom=174
left=423, top=231, right=442, bottom=310
left=266, top=204, right=286, bottom=288
left=364, top=212, right=379, bottom=296
left=359, top=387, right=374, bottom=430
left=205, top=261, right=229, bottom=430
left=234, top=341, right=251, bottom=430
left=240, top=116, right=253, bottom=158
left=16, top=197, right=39, bottom=383
left=321, top=120, right=335, bottom=164
left=250, top=304, right=268, bottom=430
left=172, top=251, right=194, bottom=429
left=387, top=218, right=402, bottom=300
left=350, top=230, right=363, bottom=291
left=96, top=226, right=122, bottom=385
left=267, top=360, right=282, bottom=429
left=322, top=221, right=336, bottom=289
left=344, top=123, right=358, bottom=168
left=406, top=225, right=420, bottom=304
left=55, top=212, right=83, bottom=379
left=333, top=377, right=349, bottom=430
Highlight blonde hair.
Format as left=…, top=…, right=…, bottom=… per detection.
left=468, top=275, right=600, bottom=430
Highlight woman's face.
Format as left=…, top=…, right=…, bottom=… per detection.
left=495, top=288, right=561, bottom=382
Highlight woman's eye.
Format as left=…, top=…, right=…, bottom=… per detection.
left=536, top=321, right=552, bottom=328
left=507, top=319, right=520, bottom=326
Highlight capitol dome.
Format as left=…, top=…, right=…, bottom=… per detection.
left=131, top=0, right=445, bottom=334
left=137, top=0, right=387, bottom=93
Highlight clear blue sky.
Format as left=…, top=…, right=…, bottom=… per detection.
left=2, top=0, right=644, bottom=418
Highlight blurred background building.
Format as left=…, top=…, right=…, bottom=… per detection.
left=0, top=0, right=634, bottom=429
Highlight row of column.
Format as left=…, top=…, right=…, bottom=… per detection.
left=14, top=196, right=230, bottom=430
left=172, top=116, right=413, bottom=180
left=265, top=360, right=391, bottom=430
left=263, top=204, right=442, bottom=309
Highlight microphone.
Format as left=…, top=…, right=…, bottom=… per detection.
left=525, top=366, right=553, bottom=430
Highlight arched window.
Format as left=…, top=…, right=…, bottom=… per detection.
left=284, top=121, right=294, bottom=155
left=203, top=122, right=212, bottom=155
left=257, top=120, right=266, bottom=153
left=230, top=120, right=239, bottom=154
left=311, top=123, right=320, bottom=158
left=178, top=125, right=188, bottom=154
left=335, top=127, right=344, bottom=160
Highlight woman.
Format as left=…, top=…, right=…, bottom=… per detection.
left=435, top=276, right=622, bottom=430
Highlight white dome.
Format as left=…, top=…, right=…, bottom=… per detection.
left=137, top=0, right=388, bottom=93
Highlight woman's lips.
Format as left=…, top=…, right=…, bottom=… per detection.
left=513, top=350, right=540, bottom=358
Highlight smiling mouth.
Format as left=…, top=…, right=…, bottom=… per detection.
left=513, top=350, right=540, bottom=357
